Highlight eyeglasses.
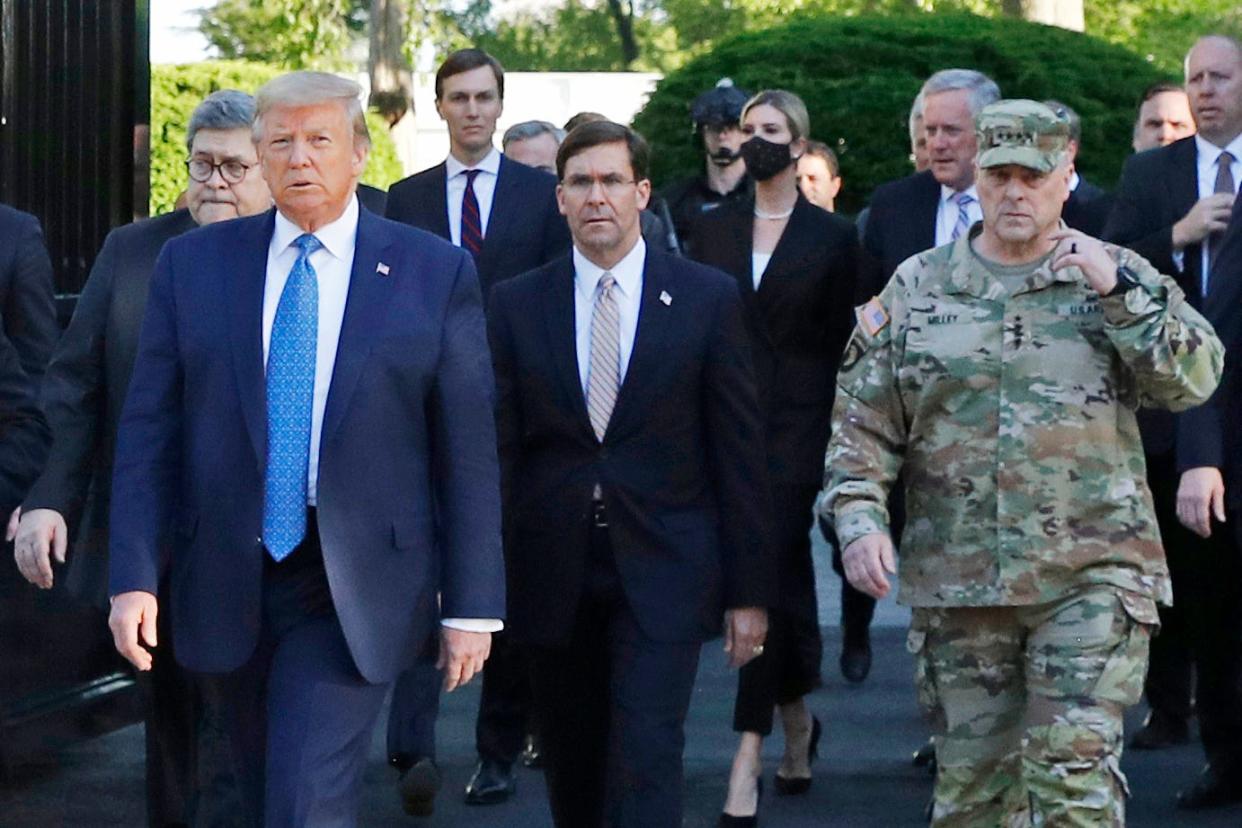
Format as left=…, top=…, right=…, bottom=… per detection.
left=186, top=158, right=256, bottom=184
left=562, top=174, right=638, bottom=196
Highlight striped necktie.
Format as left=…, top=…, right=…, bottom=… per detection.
left=461, top=169, right=485, bottom=257
left=951, top=191, right=975, bottom=241
left=262, top=233, right=321, bottom=561
left=587, top=272, right=620, bottom=442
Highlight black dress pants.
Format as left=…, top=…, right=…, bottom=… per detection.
left=529, top=514, right=701, bottom=828
left=1193, top=515, right=1242, bottom=768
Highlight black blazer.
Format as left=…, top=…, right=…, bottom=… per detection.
left=1178, top=201, right=1242, bottom=508
left=385, top=154, right=570, bottom=300
left=487, top=249, right=774, bottom=647
left=0, top=204, right=57, bottom=513
left=23, top=209, right=197, bottom=606
left=1103, top=137, right=1202, bottom=457
left=859, top=170, right=940, bottom=300
left=1063, top=177, right=1113, bottom=238
left=1103, top=136, right=1201, bottom=297
left=357, top=183, right=388, bottom=215
left=689, top=196, right=858, bottom=490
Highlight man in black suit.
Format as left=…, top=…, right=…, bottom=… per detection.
left=1105, top=34, right=1242, bottom=809
left=859, top=68, right=1001, bottom=298
left=489, top=118, right=771, bottom=828
left=0, top=201, right=55, bottom=514
left=1044, top=100, right=1112, bottom=237
left=11, top=90, right=271, bottom=827
left=383, top=48, right=570, bottom=811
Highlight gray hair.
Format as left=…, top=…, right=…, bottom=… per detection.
left=920, top=69, right=1001, bottom=117
left=502, top=120, right=565, bottom=150
left=253, top=71, right=370, bottom=146
left=186, top=90, right=256, bottom=151
left=908, top=91, right=925, bottom=144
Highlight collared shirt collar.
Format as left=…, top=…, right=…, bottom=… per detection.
left=272, top=194, right=359, bottom=263
left=573, top=237, right=646, bottom=301
left=940, top=183, right=979, bottom=205
left=446, top=146, right=501, bottom=179
left=1195, top=132, right=1242, bottom=167
left=1069, top=171, right=1081, bottom=192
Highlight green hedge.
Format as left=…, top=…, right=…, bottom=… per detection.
left=632, top=13, right=1170, bottom=215
left=151, top=61, right=404, bottom=216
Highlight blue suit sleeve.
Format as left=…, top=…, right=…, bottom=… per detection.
left=430, top=251, right=505, bottom=620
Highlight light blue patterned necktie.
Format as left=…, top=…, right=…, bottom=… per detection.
left=263, top=233, right=322, bottom=561
left=951, top=191, right=975, bottom=241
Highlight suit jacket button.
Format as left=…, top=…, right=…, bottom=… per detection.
left=255, top=536, right=263, bottom=546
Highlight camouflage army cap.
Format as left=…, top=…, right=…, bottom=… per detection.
left=976, top=99, right=1070, bottom=173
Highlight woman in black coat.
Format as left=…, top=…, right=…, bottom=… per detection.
left=689, top=89, right=859, bottom=826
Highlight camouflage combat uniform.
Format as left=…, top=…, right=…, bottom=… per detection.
left=820, top=224, right=1223, bottom=825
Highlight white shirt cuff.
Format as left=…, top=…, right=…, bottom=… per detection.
left=441, top=617, right=504, bottom=633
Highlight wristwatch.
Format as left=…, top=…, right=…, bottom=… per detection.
left=1106, top=265, right=1141, bottom=297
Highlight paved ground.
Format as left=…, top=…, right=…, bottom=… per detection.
left=2, top=541, right=1240, bottom=826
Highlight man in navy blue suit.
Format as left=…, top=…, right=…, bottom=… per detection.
left=107, top=71, right=504, bottom=826
left=488, top=120, right=772, bottom=828
left=384, top=48, right=569, bottom=811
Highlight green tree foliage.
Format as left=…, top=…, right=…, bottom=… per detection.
left=632, top=13, right=1168, bottom=214
left=199, top=0, right=368, bottom=68
left=151, top=61, right=404, bottom=216
left=1085, top=1, right=1242, bottom=74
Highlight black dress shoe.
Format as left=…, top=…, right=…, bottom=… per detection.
left=1176, top=763, right=1242, bottom=810
left=520, top=733, right=544, bottom=768
left=911, top=739, right=937, bottom=776
left=464, top=758, right=516, bottom=805
left=1129, top=710, right=1190, bottom=750
left=719, top=777, right=763, bottom=827
left=396, top=757, right=440, bottom=817
left=774, top=716, right=821, bottom=796
left=840, top=630, right=872, bottom=684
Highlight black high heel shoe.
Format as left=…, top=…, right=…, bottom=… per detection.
left=719, top=777, right=764, bottom=827
left=774, top=715, right=821, bottom=796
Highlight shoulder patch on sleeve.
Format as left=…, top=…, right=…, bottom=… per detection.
left=857, top=296, right=890, bottom=337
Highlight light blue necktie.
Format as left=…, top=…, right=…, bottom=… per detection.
left=263, top=233, right=322, bottom=561
left=951, top=191, right=975, bottom=241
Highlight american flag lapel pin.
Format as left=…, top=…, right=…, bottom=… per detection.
left=659, top=290, right=672, bottom=306
left=376, top=262, right=390, bottom=276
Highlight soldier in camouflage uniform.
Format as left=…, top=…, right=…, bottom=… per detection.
left=819, top=100, right=1224, bottom=826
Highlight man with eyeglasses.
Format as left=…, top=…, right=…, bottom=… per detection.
left=11, top=89, right=270, bottom=827
left=487, top=120, right=772, bottom=828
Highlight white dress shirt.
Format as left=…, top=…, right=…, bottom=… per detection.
left=263, top=196, right=499, bottom=633
left=1191, top=133, right=1242, bottom=294
left=574, top=238, right=646, bottom=394
left=751, top=252, right=773, bottom=290
left=934, top=184, right=982, bottom=247
left=445, top=147, right=501, bottom=247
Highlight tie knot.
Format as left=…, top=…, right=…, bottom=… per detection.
left=294, top=233, right=322, bottom=256
left=464, top=169, right=482, bottom=184
left=954, top=191, right=975, bottom=207
left=1220, top=151, right=1236, bottom=168
left=598, top=272, right=616, bottom=294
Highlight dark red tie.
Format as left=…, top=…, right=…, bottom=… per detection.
left=461, top=169, right=484, bottom=257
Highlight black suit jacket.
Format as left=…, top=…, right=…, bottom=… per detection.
left=357, top=183, right=388, bottom=215
left=0, top=204, right=56, bottom=512
left=859, top=170, right=940, bottom=300
left=23, top=209, right=197, bottom=606
left=385, top=154, right=570, bottom=300
left=1178, top=201, right=1242, bottom=508
left=1063, top=177, right=1113, bottom=238
left=1103, top=137, right=1202, bottom=457
left=488, top=249, right=774, bottom=647
left=689, top=196, right=858, bottom=490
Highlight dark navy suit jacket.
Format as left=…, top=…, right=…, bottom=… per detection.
left=109, top=205, right=504, bottom=683
left=385, top=154, right=570, bottom=301
left=488, top=249, right=774, bottom=647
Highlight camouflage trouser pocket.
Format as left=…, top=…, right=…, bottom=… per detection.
left=908, top=611, right=943, bottom=727
left=1091, top=590, right=1158, bottom=709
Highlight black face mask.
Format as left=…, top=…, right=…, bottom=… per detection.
left=739, top=136, right=795, bottom=181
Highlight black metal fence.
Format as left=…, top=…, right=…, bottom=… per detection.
left=0, top=0, right=148, bottom=297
